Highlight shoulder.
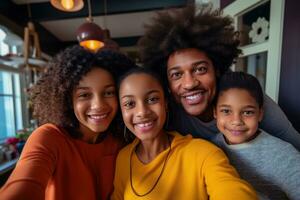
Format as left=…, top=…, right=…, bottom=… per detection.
left=171, top=132, right=222, bottom=158
left=260, top=131, right=299, bottom=154
left=30, top=123, right=68, bottom=138
left=260, top=95, right=300, bottom=140
left=177, top=136, right=235, bottom=171
left=189, top=137, right=219, bottom=151
left=260, top=95, right=286, bottom=127
left=116, top=141, right=136, bottom=163
left=232, top=131, right=300, bottom=164
left=258, top=131, right=295, bottom=148
left=29, top=123, right=70, bottom=142
left=24, top=123, right=70, bottom=152
left=18, top=124, right=70, bottom=165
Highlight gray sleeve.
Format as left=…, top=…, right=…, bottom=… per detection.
left=278, top=145, right=300, bottom=200
left=259, top=94, right=300, bottom=151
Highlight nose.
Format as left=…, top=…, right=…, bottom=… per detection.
left=91, top=96, right=107, bottom=110
left=182, top=73, right=199, bottom=90
left=136, top=102, right=151, bottom=118
left=231, top=113, right=244, bottom=126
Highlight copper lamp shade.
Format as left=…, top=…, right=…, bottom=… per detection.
left=50, top=0, right=84, bottom=12
left=76, top=22, right=105, bottom=52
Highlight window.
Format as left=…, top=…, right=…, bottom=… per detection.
left=223, top=0, right=285, bottom=102
left=0, top=27, right=24, bottom=140
left=0, top=72, right=23, bottom=140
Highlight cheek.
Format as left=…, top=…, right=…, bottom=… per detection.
left=207, top=76, right=216, bottom=92
left=159, top=107, right=167, bottom=124
left=73, top=101, right=84, bottom=117
left=121, top=109, right=132, bottom=125
left=249, top=118, right=260, bottom=129
left=216, top=115, right=227, bottom=128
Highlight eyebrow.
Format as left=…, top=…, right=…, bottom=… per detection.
left=121, top=89, right=160, bottom=99
left=168, top=60, right=209, bottom=72
left=218, top=104, right=257, bottom=109
left=75, top=84, right=115, bottom=90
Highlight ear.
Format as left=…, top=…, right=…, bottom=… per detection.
left=213, top=107, right=217, bottom=119
left=258, top=108, right=264, bottom=122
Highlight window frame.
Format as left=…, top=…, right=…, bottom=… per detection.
left=0, top=27, right=25, bottom=141
left=223, top=0, right=285, bottom=102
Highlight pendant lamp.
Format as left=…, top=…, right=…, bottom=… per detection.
left=50, top=0, right=84, bottom=12
left=101, top=0, right=119, bottom=51
left=76, top=0, right=104, bottom=52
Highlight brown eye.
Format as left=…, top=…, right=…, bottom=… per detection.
left=194, top=66, right=207, bottom=74
left=220, top=109, right=230, bottom=115
left=104, top=89, right=115, bottom=97
left=78, top=93, right=90, bottom=99
left=123, top=100, right=135, bottom=109
left=243, top=110, right=255, bottom=116
left=147, top=96, right=159, bottom=104
left=169, top=71, right=182, bottom=80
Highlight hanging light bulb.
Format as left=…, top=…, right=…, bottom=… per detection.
left=50, top=0, right=83, bottom=12
left=77, top=20, right=104, bottom=52
left=61, top=0, right=74, bottom=10
left=76, top=0, right=104, bottom=52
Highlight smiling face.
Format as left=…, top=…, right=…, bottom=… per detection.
left=214, top=88, right=263, bottom=145
left=167, top=48, right=217, bottom=118
left=72, top=67, right=118, bottom=143
left=119, top=73, right=167, bottom=142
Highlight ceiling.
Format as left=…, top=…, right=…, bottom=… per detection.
left=6, top=0, right=188, bottom=45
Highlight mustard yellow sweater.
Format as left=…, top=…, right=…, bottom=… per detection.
left=111, top=132, right=257, bottom=200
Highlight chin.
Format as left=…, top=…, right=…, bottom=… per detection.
left=91, top=126, right=110, bottom=134
left=183, top=105, right=205, bottom=116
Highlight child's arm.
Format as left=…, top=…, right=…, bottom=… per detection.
left=0, top=126, right=57, bottom=200
left=259, top=94, right=300, bottom=150
left=203, top=148, right=258, bottom=200
left=277, top=144, right=300, bottom=200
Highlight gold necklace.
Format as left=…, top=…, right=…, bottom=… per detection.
left=130, top=134, right=172, bottom=197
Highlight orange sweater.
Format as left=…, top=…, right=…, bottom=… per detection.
left=0, top=123, right=122, bottom=200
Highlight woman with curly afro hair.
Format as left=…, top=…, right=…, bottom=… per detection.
left=0, top=45, right=136, bottom=200
left=139, top=5, right=300, bottom=150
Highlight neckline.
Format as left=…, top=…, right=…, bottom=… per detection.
left=130, top=134, right=172, bottom=197
left=222, top=130, right=264, bottom=150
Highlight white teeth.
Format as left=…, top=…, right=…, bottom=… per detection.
left=89, top=114, right=107, bottom=119
left=136, top=121, right=153, bottom=128
left=185, top=94, right=201, bottom=100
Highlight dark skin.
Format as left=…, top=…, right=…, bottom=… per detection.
left=166, top=48, right=218, bottom=122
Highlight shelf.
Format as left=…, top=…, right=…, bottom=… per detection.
left=0, top=158, right=18, bottom=175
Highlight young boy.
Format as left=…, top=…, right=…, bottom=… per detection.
left=213, top=72, right=300, bottom=200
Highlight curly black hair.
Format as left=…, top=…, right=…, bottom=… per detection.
left=30, top=45, right=135, bottom=138
left=139, top=5, right=241, bottom=83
